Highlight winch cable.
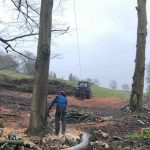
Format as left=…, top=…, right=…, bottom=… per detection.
left=73, top=0, right=82, bottom=80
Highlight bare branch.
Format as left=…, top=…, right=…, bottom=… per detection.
left=51, top=53, right=63, bottom=60
left=53, top=26, right=70, bottom=35
left=10, top=0, right=39, bottom=30
left=5, top=26, right=70, bottom=42
left=0, top=0, right=69, bottom=60
left=0, top=37, right=35, bottom=60
left=6, top=33, right=38, bottom=42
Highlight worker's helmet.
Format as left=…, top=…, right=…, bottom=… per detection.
left=60, top=91, right=66, bottom=96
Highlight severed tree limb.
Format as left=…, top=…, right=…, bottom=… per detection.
left=120, top=104, right=130, bottom=112
left=62, top=133, right=90, bottom=150
left=24, top=140, right=41, bottom=150
left=0, top=142, right=8, bottom=149
left=0, top=113, right=20, bottom=118
left=0, top=140, right=24, bottom=145
left=0, top=140, right=41, bottom=150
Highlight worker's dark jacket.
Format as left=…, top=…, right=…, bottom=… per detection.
left=48, top=94, right=67, bottom=135
left=48, top=95, right=68, bottom=110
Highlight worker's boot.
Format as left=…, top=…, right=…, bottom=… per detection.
left=55, top=116, right=60, bottom=136
left=61, top=116, right=66, bottom=135
left=61, top=123, right=66, bottom=135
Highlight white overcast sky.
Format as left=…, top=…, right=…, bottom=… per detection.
left=51, top=0, right=150, bottom=89
left=0, top=0, right=150, bottom=89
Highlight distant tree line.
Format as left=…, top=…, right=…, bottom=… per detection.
left=109, top=80, right=117, bottom=89
left=49, top=71, right=57, bottom=79
left=0, top=50, right=35, bottom=75
left=121, top=84, right=130, bottom=92
left=68, top=73, right=100, bottom=86
left=1, top=51, right=149, bottom=95
left=109, top=80, right=130, bottom=92
left=0, top=51, right=57, bottom=79
left=68, top=73, right=132, bottom=91
left=0, top=53, right=18, bottom=71
left=68, top=73, right=79, bottom=82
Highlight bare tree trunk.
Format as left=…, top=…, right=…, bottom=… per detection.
left=27, top=0, right=53, bottom=134
left=130, top=0, right=147, bottom=112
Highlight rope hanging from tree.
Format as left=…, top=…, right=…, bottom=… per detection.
left=73, top=0, right=82, bottom=80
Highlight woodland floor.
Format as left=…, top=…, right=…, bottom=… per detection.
left=0, top=89, right=150, bottom=150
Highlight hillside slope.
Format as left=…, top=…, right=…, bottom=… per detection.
left=0, top=70, right=130, bottom=99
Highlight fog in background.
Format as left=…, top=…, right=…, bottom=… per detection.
left=50, top=0, right=150, bottom=89
left=0, top=0, right=150, bottom=89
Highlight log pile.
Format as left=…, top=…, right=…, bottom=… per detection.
left=0, top=75, right=75, bottom=95
left=89, top=130, right=122, bottom=150
left=0, top=129, right=90, bottom=150
left=0, top=139, right=42, bottom=150
left=0, top=128, right=122, bottom=150
left=66, top=110, right=113, bottom=123
left=0, top=110, right=115, bottom=149
left=0, top=130, right=41, bottom=150
left=66, top=110, right=101, bottom=122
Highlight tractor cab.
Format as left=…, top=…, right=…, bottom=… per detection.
left=78, top=81, right=88, bottom=88
left=75, top=81, right=92, bottom=99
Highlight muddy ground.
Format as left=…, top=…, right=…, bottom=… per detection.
left=0, top=89, right=150, bottom=150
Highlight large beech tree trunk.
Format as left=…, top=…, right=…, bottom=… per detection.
left=130, top=0, right=147, bottom=112
left=27, top=0, right=53, bottom=134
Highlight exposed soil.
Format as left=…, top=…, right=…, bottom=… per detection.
left=0, top=89, right=150, bottom=150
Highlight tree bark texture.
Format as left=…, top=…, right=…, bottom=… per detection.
left=130, top=0, right=147, bottom=112
left=27, top=0, right=53, bottom=134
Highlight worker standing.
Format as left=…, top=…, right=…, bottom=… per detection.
left=48, top=91, right=68, bottom=136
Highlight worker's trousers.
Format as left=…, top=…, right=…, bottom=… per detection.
left=55, top=106, right=66, bottom=135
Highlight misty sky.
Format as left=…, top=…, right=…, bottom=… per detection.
left=50, top=0, right=150, bottom=89
left=0, top=0, right=150, bottom=89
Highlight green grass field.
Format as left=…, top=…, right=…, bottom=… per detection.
left=65, top=80, right=130, bottom=100
left=0, top=70, right=33, bottom=79
left=0, top=70, right=130, bottom=99
left=92, top=86, right=130, bottom=100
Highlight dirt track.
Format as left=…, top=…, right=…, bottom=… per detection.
left=0, top=89, right=128, bottom=116
left=0, top=89, right=128, bottom=134
left=0, top=90, right=150, bottom=149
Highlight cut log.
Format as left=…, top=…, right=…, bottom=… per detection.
left=0, top=140, right=41, bottom=150
left=0, top=140, right=24, bottom=145
left=66, top=110, right=101, bottom=122
left=62, top=133, right=89, bottom=150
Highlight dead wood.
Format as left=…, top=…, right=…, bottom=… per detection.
left=0, top=140, right=42, bottom=150
left=0, top=113, right=20, bottom=118
left=120, top=105, right=130, bottom=112
left=66, top=110, right=101, bottom=123
left=62, top=133, right=89, bottom=150
left=0, top=140, right=24, bottom=145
